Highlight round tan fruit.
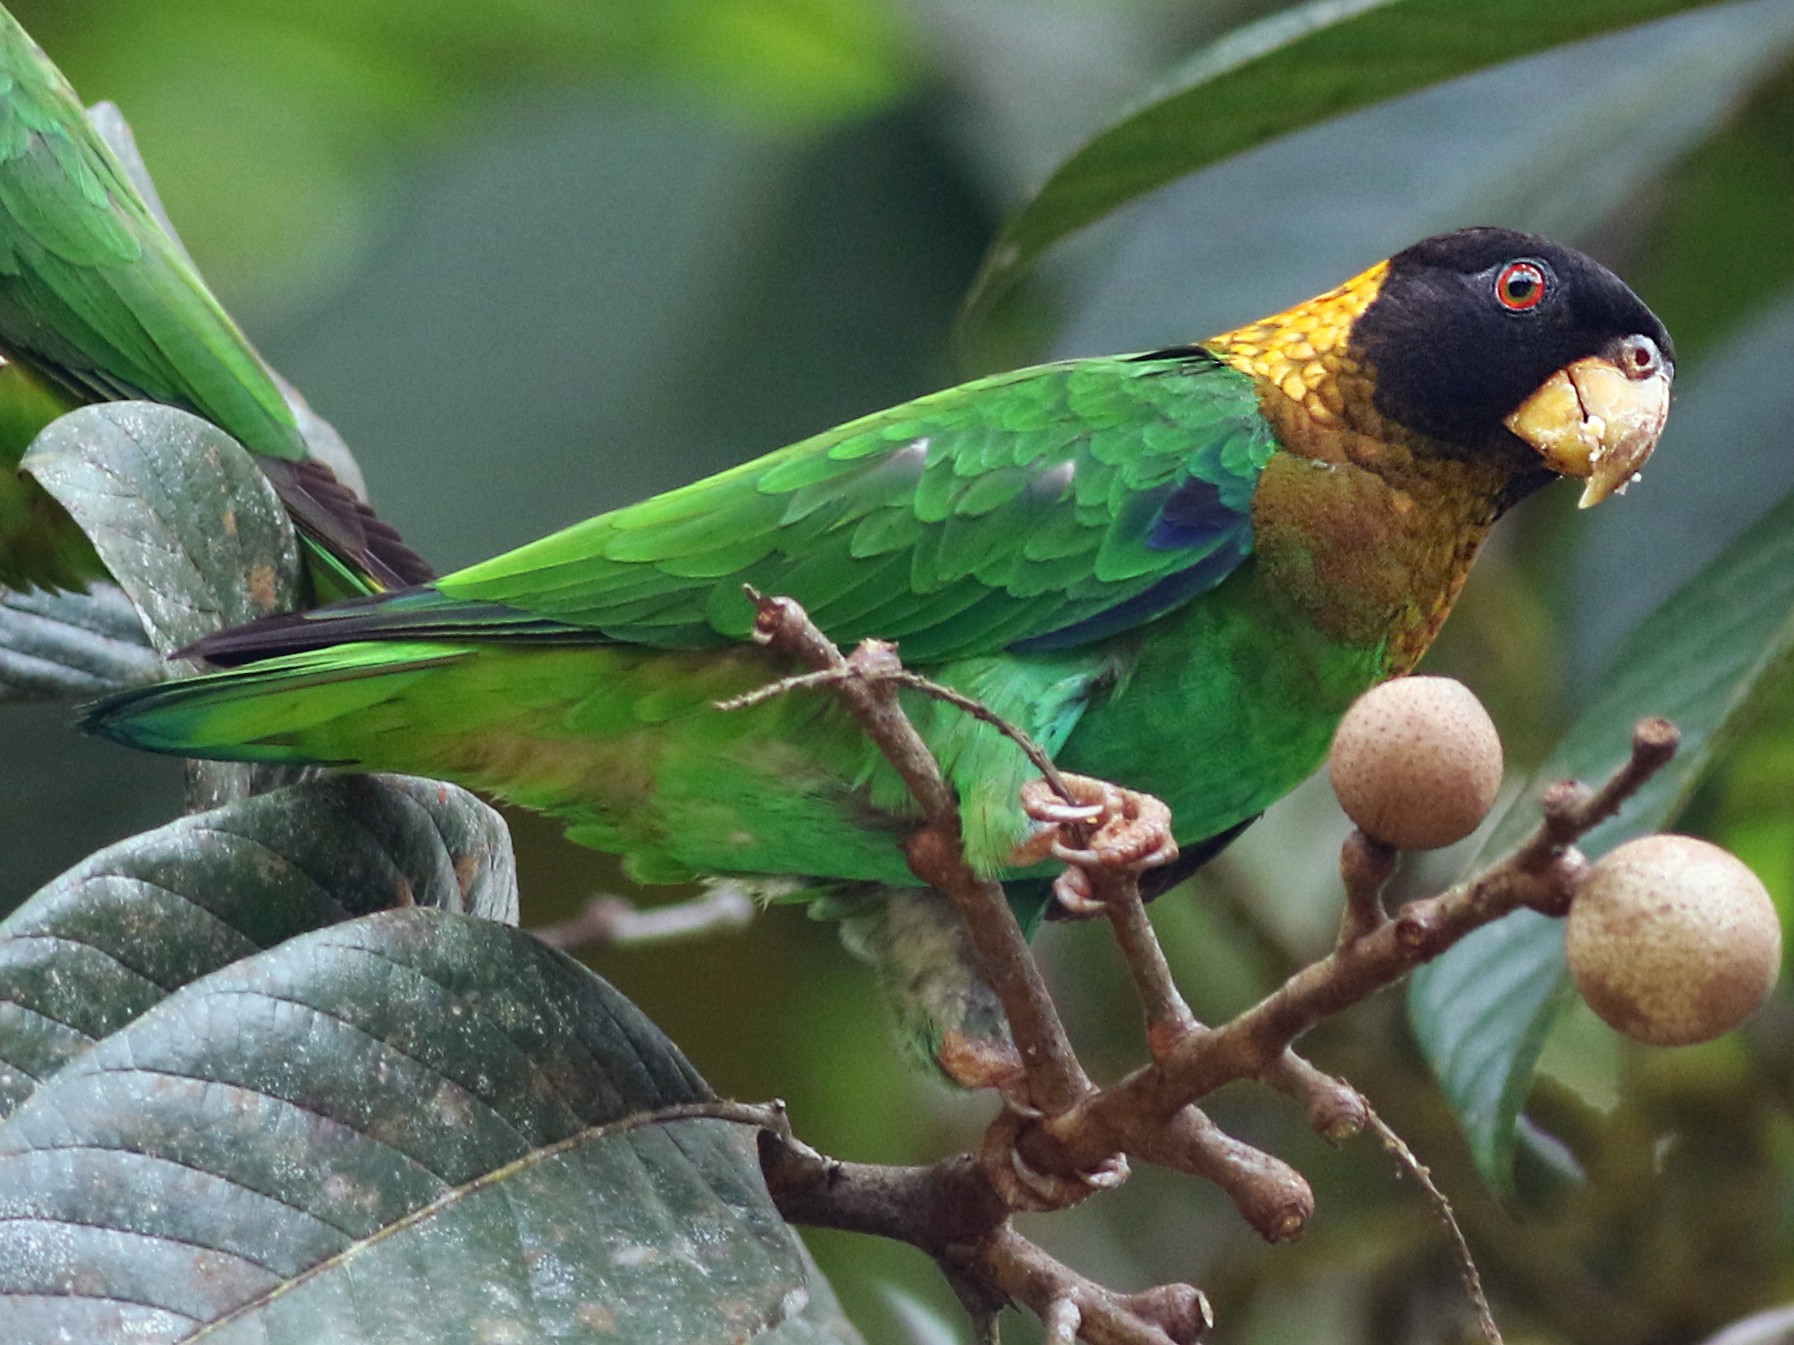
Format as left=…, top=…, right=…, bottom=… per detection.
left=1567, top=834, right=1781, bottom=1046
left=1328, top=677, right=1503, bottom=850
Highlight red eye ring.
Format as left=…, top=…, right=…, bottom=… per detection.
left=1495, top=261, right=1547, bottom=311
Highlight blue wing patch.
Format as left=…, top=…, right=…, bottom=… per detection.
left=1148, top=475, right=1235, bottom=552
left=1011, top=443, right=1260, bottom=653
left=1008, top=541, right=1247, bottom=651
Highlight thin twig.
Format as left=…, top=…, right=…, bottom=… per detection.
left=719, top=657, right=1076, bottom=803
left=637, top=1098, right=795, bottom=1133
left=1514, top=718, right=1678, bottom=878
left=1337, top=830, right=1396, bottom=946
left=743, top=591, right=1092, bottom=1116
left=1096, top=867, right=1198, bottom=1057
left=530, top=885, right=755, bottom=951
left=1364, top=1104, right=1503, bottom=1345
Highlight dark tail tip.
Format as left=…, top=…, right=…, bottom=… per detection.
left=260, top=456, right=436, bottom=591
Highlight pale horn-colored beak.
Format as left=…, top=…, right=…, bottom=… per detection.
left=1503, top=335, right=1672, bottom=508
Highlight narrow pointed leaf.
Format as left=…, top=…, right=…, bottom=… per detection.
left=1411, top=482, right=1794, bottom=1189
left=958, top=0, right=1728, bottom=344
left=0, top=909, right=834, bottom=1344
left=0, top=775, right=516, bottom=1120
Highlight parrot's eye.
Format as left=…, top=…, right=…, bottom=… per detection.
left=1494, top=261, right=1548, bottom=312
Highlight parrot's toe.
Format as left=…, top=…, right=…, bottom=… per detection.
left=1017, top=773, right=1179, bottom=915
left=980, top=1105, right=1130, bottom=1212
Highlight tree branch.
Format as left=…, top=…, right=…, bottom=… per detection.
left=1337, top=830, right=1396, bottom=945
left=714, top=601, right=1680, bottom=1344
left=1132, top=1107, right=1311, bottom=1243
left=1020, top=717, right=1680, bottom=1175
left=530, top=885, right=754, bottom=951
left=742, top=591, right=1093, bottom=1116
left=956, top=1226, right=1212, bottom=1345
left=757, top=1125, right=1210, bottom=1344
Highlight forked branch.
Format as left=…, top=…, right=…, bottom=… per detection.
left=716, top=594, right=1681, bottom=1345
left=740, top=589, right=1091, bottom=1115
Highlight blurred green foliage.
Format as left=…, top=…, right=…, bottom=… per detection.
left=4, top=0, right=1794, bottom=1341
left=9, top=0, right=914, bottom=310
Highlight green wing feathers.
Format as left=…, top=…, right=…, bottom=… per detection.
left=193, top=354, right=1275, bottom=663
left=0, top=14, right=302, bottom=463
left=0, top=7, right=434, bottom=594
left=87, top=351, right=1279, bottom=885
left=445, top=355, right=1271, bottom=657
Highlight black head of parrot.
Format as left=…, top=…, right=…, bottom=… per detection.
left=1352, top=226, right=1674, bottom=506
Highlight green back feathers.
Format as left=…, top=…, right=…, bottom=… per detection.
left=444, top=355, right=1272, bottom=658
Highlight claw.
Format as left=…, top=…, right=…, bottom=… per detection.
left=1020, top=777, right=1109, bottom=823
left=1050, top=841, right=1104, bottom=868
left=1052, top=867, right=1106, bottom=915
left=1139, top=837, right=1180, bottom=869
left=980, top=1105, right=1130, bottom=1212
left=1014, top=774, right=1180, bottom=912
left=1081, top=1153, right=1131, bottom=1190
left=1031, top=799, right=1107, bottom=825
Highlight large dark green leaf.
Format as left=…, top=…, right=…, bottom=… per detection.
left=0, top=583, right=157, bottom=701
left=0, top=909, right=840, bottom=1344
left=22, top=401, right=309, bottom=804
left=0, top=775, right=515, bottom=1121
left=957, top=0, right=1728, bottom=343
left=1411, top=482, right=1794, bottom=1189
left=22, top=402, right=301, bottom=658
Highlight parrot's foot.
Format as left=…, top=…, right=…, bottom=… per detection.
left=1014, top=774, right=1179, bottom=915
left=979, top=1104, right=1130, bottom=1212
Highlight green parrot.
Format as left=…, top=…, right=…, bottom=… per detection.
left=86, top=228, right=1672, bottom=1073
left=0, top=4, right=429, bottom=596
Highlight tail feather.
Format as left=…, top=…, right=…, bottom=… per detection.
left=83, top=642, right=466, bottom=762
left=259, top=457, right=436, bottom=594
left=180, top=588, right=588, bottom=666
